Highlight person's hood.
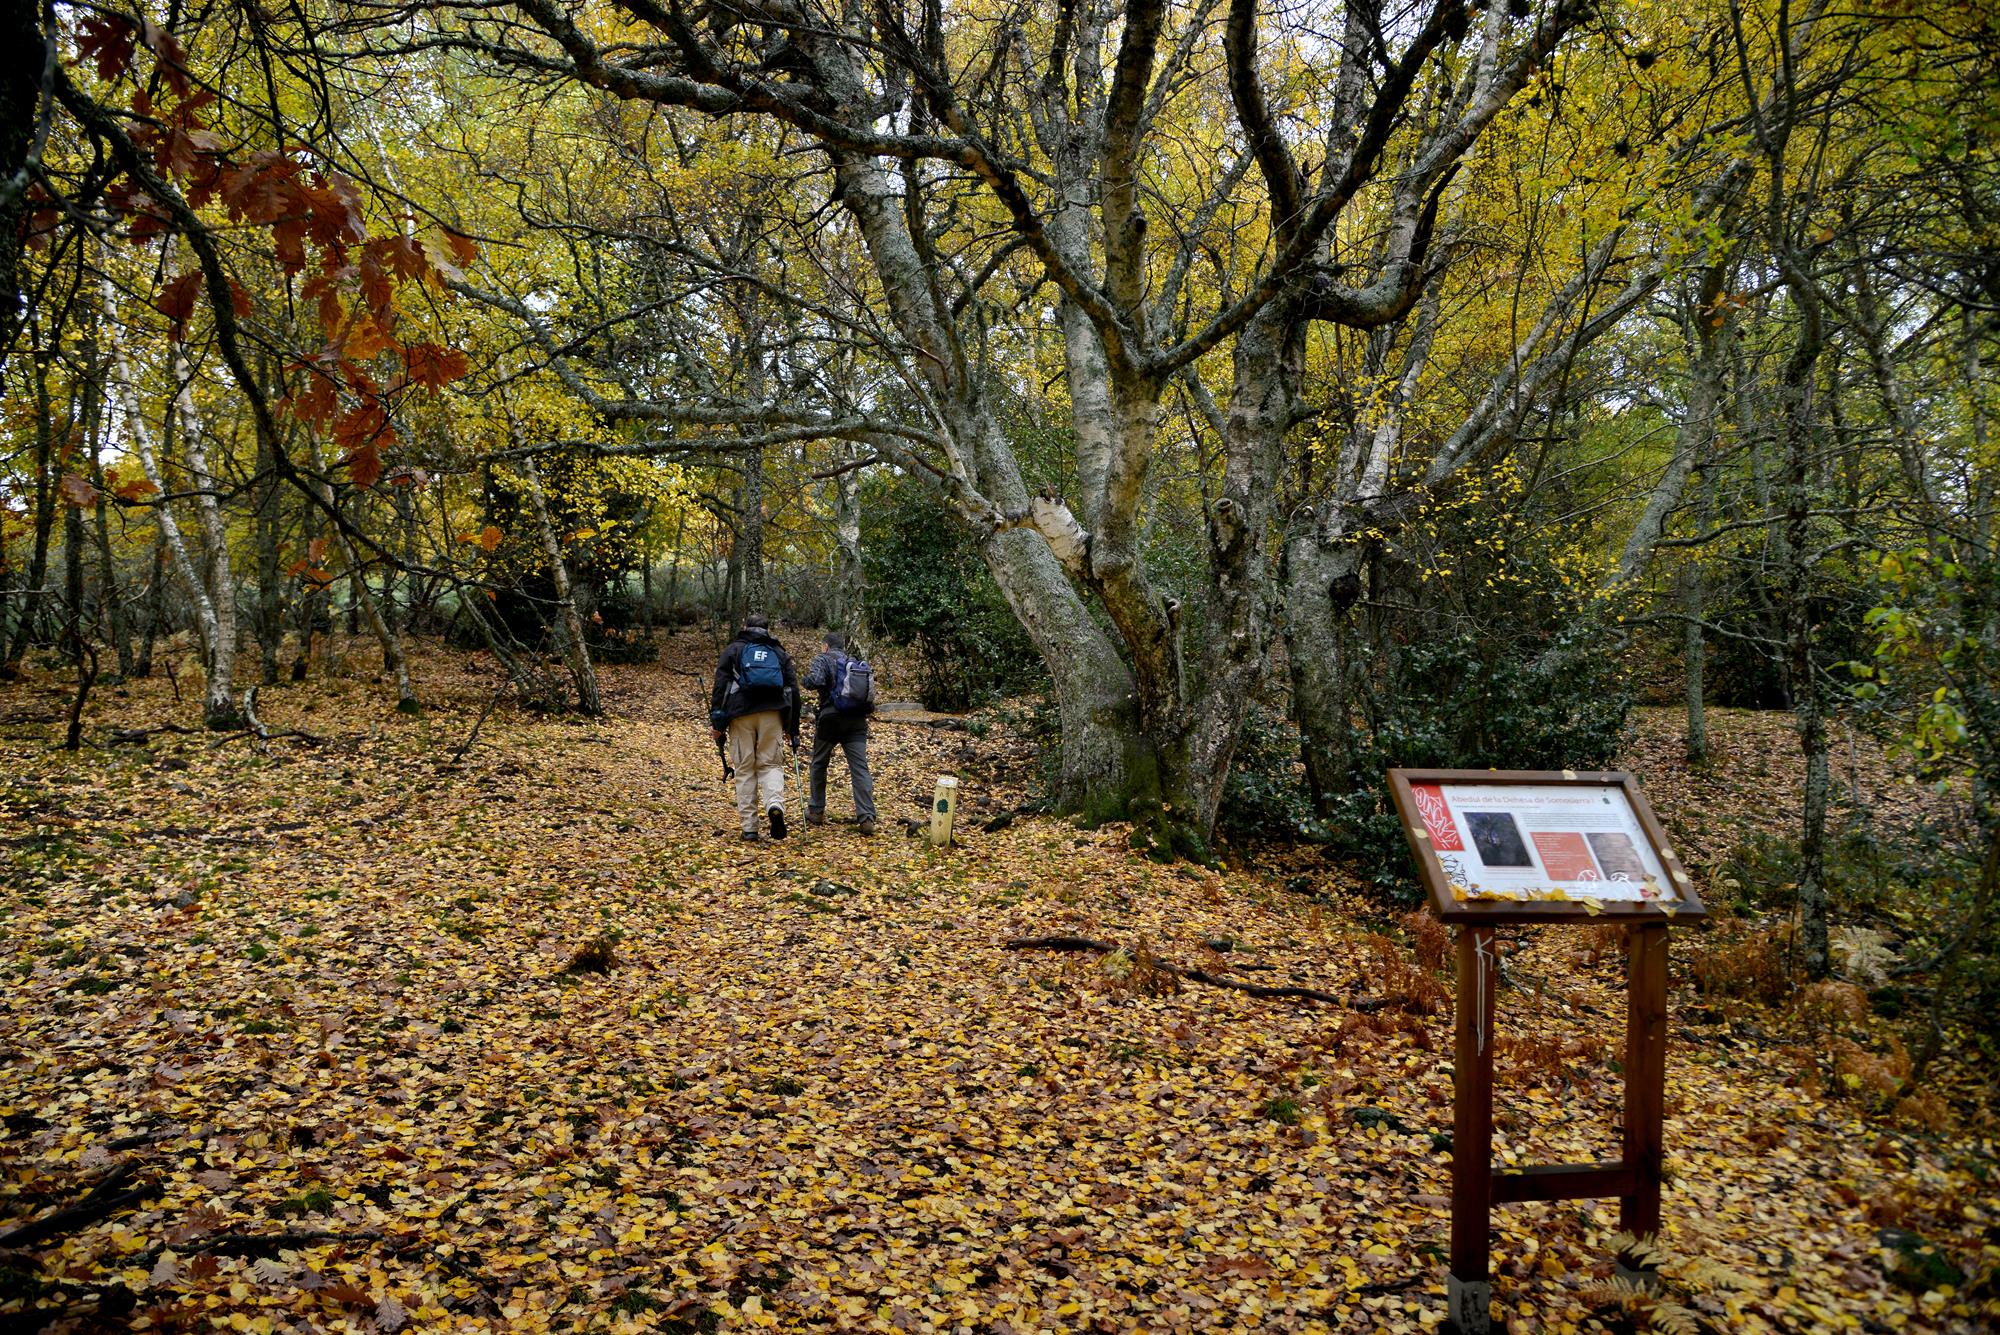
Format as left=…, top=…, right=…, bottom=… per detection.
left=733, top=627, right=782, bottom=648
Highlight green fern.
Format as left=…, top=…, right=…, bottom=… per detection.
left=1648, top=1300, right=1702, bottom=1335
left=1583, top=1234, right=1760, bottom=1333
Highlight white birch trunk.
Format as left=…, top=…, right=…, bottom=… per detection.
left=105, top=273, right=235, bottom=726
left=168, top=347, right=241, bottom=726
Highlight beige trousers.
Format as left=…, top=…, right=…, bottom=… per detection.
left=727, top=711, right=787, bottom=830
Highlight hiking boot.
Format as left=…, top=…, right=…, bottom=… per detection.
left=805, top=811, right=826, bottom=827
left=857, top=819, right=877, bottom=837
left=739, top=830, right=761, bottom=842
left=768, top=807, right=787, bottom=839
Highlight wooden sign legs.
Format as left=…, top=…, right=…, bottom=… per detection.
left=1447, top=923, right=1671, bottom=1334
left=1450, top=925, right=1500, bottom=1332
left=1620, top=923, right=1669, bottom=1250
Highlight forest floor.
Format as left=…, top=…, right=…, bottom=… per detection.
left=1, top=632, right=1995, bottom=1334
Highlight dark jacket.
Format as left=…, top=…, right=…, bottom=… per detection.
left=802, top=650, right=871, bottom=733
left=710, top=629, right=800, bottom=733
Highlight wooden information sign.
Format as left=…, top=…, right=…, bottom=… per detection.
left=1386, top=769, right=1706, bottom=1335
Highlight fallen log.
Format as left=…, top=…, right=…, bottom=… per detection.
left=128, top=1228, right=382, bottom=1271
left=0, top=1162, right=158, bottom=1249
left=107, top=723, right=199, bottom=744
left=1003, top=935, right=1348, bottom=1006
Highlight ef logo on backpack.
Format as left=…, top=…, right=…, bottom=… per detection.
left=734, top=644, right=786, bottom=693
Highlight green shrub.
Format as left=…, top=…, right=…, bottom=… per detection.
left=1324, top=624, right=1633, bottom=899
left=860, top=478, right=1047, bottom=711
left=1219, top=702, right=1328, bottom=844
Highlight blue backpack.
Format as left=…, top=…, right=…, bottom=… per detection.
left=733, top=642, right=786, bottom=693
left=830, top=653, right=875, bottom=714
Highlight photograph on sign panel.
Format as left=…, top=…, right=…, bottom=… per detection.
left=1587, top=831, right=1650, bottom=882
left=1465, top=811, right=1533, bottom=866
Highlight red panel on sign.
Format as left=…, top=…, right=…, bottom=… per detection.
left=1530, top=831, right=1601, bottom=882
left=1411, top=783, right=1464, bottom=851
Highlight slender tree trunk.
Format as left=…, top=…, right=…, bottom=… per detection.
left=58, top=330, right=90, bottom=645
left=664, top=510, right=685, bottom=620
left=382, top=493, right=403, bottom=642
left=1674, top=272, right=1731, bottom=766
left=6, top=345, right=55, bottom=665
left=522, top=454, right=601, bottom=715
left=89, top=444, right=132, bottom=676
left=292, top=494, right=328, bottom=680
left=61, top=496, right=84, bottom=650
left=135, top=533, right=165, bottom=677
left=832, top=441, right=864, bottom=636
left=73, top=318, right=128, bottom=671
left=169, top=347, right=241, bottom=727
left=252, top=392, right=283, bottom=685
left=1776, top=285, right=1830, bottom=980
left=640, top=542, right=654, bottom=639
left=738, top=445, right=767, bottom=617
left=81, top=309, right=133, bottom=679
left=307, top=439, right=417, bottom=711
left=1681, top=557, right=1709, bottom=767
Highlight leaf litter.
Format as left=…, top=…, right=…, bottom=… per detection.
left=0, top=635, right=1994, bottom=1333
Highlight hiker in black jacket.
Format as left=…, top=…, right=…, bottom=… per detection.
left=708, top=613, right=800, bottom=840
left=801, top=632, right=878, bottom=835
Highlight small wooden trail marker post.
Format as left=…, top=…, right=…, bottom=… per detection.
left=929, top=776, right=959, bottom=847
left=1387, top=769, right=1706, bottom=1335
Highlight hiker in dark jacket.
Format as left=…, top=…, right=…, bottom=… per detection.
left=709, top=613, right=800, bottom=840
left=801, top=632, right=878, bottom=835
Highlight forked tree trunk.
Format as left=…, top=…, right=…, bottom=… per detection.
left=1282, top=304, right=1434, bottom=818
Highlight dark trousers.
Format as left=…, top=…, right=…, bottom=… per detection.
left=808, top=713, right=875, bottom=821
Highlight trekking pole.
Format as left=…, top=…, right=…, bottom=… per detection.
left=715, top=732, right=733, bottom=783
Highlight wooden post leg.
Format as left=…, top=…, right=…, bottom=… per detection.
left=1450, top=925, right=1498, bottom=1333
left=1620, top=923, right=1669, bottom=1282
